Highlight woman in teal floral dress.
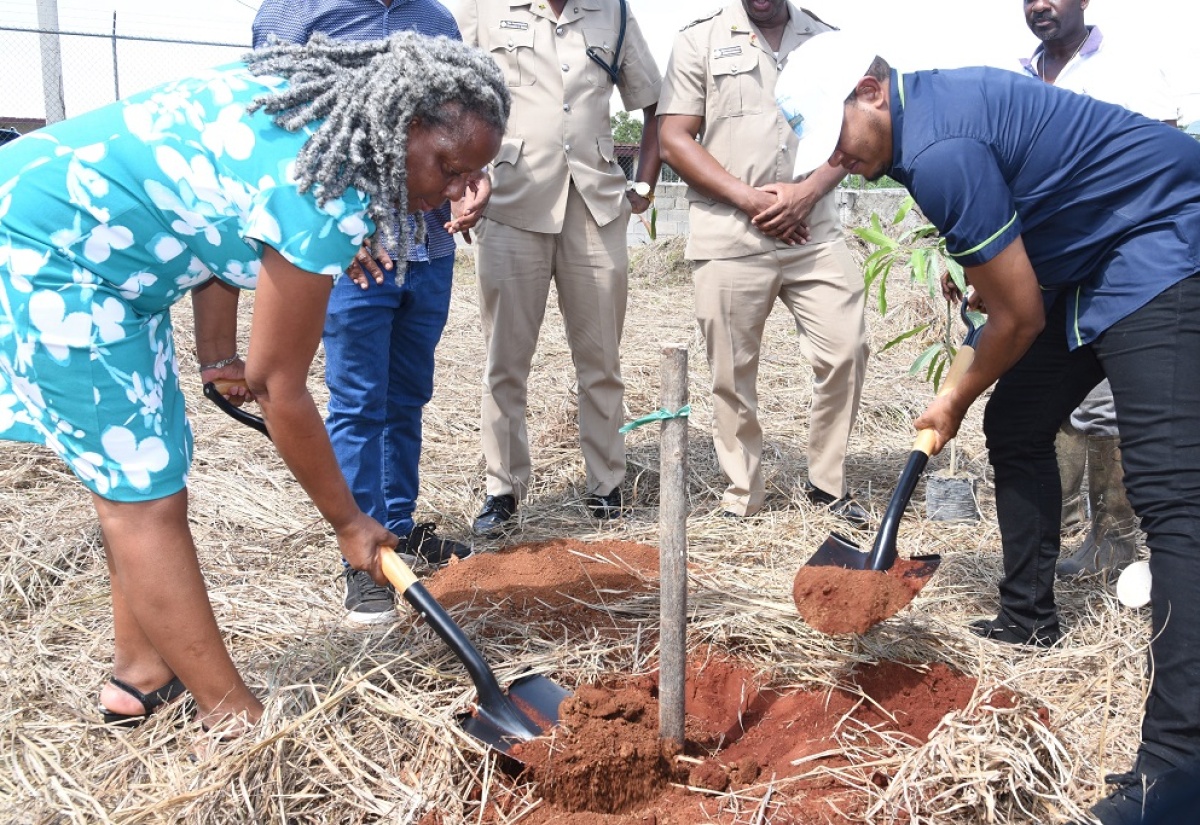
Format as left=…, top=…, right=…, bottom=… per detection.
left=0, top=34, right=508, bottom=733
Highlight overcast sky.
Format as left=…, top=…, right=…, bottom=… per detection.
left=2, top=0, right=1198, bottom=121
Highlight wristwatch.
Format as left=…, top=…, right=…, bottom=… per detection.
left=627, top=180, right=654, bottom=202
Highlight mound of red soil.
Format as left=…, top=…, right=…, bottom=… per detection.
left=424, top=538, right=659, bottom=622
left=418, top=540, right=980, bottom=823
left=509, top=655, right=977, bottom=824
left=792, top=557, right=933, bottom=635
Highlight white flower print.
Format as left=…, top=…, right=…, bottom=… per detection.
left=29, top=290, right=90, bottom=362
left=83, top=223, right=135, bottom=265
left=116, top=271, right=157, bottom=299
left=64, top=151, right=112, bottom=224
left=149, top=233, right=187, bottom=263
left=100, top=425, right=169, bottom=492
left=93, top=296, right=126, bottom=343
left=201, top=104, right=256, bottom=161
left=174, top=257, right=215, bottom=292
left=68, top=449, right=110, bottom=496
left=0, top=244, right=51, bottom=293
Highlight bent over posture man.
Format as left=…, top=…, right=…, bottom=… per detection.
left=779, top=30, right=1200, bottom=824
left=659, top=0, right=869, bottom=524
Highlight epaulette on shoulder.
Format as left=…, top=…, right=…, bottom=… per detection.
left=797, top=6, right=838, bottom=30
left=680, top=8, right=721, bottom=31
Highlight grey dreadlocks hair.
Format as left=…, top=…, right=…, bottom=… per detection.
left=245, top=33, right=510, bottom=266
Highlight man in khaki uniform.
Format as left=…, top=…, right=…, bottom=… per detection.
left=659, top=0, right=869, bottom=523
left=454, top=0, right=662, bottom=534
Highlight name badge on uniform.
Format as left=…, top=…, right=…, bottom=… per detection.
left=713, top=46, right=742, bottom=59
left=500, top=20, right=529, bottom=30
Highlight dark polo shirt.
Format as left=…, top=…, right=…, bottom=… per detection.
left=885, top=66, right=1200, bottom=347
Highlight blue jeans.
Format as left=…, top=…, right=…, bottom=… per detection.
left=323, top=255, right=454, bottom=544
left=984, top=274, right=1200, bottom=765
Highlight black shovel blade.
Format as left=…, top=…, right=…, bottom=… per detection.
left=804, top=533, right=942, bottom=583
left=806, top=532, right=871, bottom=570
left=460, top=672, right=571, bottom=754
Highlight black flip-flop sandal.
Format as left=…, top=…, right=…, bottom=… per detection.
left=100, top=676, right=188, bottom=727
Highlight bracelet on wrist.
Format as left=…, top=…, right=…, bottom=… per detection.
left=199, top=354, right=239, bottom=372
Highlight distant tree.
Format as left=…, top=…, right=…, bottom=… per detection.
left=611, top=111, right=643, bottom=144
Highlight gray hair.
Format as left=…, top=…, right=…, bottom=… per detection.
left=245, top=33, right=510, bottom=258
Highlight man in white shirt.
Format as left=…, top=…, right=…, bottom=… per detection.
left=1019, top=0, right=1176, bottom=580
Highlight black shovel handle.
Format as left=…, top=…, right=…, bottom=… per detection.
left=381, top=551, right=543, bottom=741
left=202, top=380, right=271, bottom=441
left=204, top=378, right=545, bottom=743
left=865, top=302, right=983, bottom=571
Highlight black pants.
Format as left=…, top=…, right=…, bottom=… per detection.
left=984, top=274, right=1200, bottom=765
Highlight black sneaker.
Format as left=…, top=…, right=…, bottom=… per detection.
left=1084, top=753, right=1200, bottom=824
left=473, top=494, right=516, bottom=536
left=803, top=482, right=871, bottom=529
left=343, top=568, right=397, bottom=625
left=398, top=522, right=472, bottom=568
left=587, top=487, right=623, bottom=519
left=969, top=615, right=1061, bottom=648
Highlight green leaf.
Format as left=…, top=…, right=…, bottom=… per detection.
left=855, top=227, right=894, bottom=249
left=649, top=207, right=657, bottom=241
left=946, top=256, right=967, bottom=291
left=908, top=342, right=943, bottom=377
left=893, top=195, right=915, bottom=225
left=908, top=248, right=928, bottom=284
left=928, top=357, right=947, bottom=391
left=880, top=321, right=931, bottom=352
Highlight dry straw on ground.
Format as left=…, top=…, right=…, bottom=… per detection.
left=1, top=233, right=1149, bottom=823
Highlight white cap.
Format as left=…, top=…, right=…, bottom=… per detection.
left=776, top=31, right=881, bottom=178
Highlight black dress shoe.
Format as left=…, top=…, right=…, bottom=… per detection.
left=473, top=494, right=516, bottom=536
left=587, top=487, right=623, bottom=519
left=803, top=483, right=871, bottom=529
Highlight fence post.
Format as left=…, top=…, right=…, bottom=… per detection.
left=111, top=13, right=120, bottom=101
left=658, top=343, right=688, bottom=746
left=36, top=0, right=66, bottom=122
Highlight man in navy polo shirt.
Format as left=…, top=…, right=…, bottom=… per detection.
left=777, top=31, right=1200, bottom=825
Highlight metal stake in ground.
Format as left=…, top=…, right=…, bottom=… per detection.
left=658, top=343, right=689, bottom=746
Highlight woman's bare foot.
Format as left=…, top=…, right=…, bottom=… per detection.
left=190, top=710, right=258, bottom=760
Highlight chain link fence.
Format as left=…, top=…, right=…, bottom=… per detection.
left=0, top=24, right=250, bottom=127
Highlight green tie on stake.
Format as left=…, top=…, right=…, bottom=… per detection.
left=620, top=404, right=691, bottom=433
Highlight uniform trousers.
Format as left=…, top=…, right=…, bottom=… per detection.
left=983, top=275, right=1200, bottom=766
left=475, top=184, right=630, bottom=501
left=693, top=239, right=868, bottom=516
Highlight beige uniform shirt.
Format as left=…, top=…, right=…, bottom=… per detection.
left=455, top=0, right=662, bottom=233
left=659, top=4, right=841, bottom=260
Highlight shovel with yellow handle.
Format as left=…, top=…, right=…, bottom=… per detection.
left=203, top=379, right=569, bottom=755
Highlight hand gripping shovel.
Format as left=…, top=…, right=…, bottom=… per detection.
left=792, top=303, right=983, bottom=634
left=202, top=380, right=569, bottom=755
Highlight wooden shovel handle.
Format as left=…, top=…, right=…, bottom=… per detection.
left=379, top=546, right=419, bottom=593
left=209, top=378, right=247, bottom=395
left=912, top=343, right=976, bottom=457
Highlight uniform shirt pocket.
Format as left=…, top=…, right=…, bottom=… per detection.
left=583, top=26, right=619, bottom=87
left=596, top=134, right=616, bottom=166
left=489, top=23, right=536, bottom=87
left=709, top=52, right=763, bottom=118
left=492, top=137, right=525, bottom=168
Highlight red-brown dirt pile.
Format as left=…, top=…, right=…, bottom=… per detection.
left=792, top=556, right=934, bottom=634
left=510, top=656, right=977, bottom=824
